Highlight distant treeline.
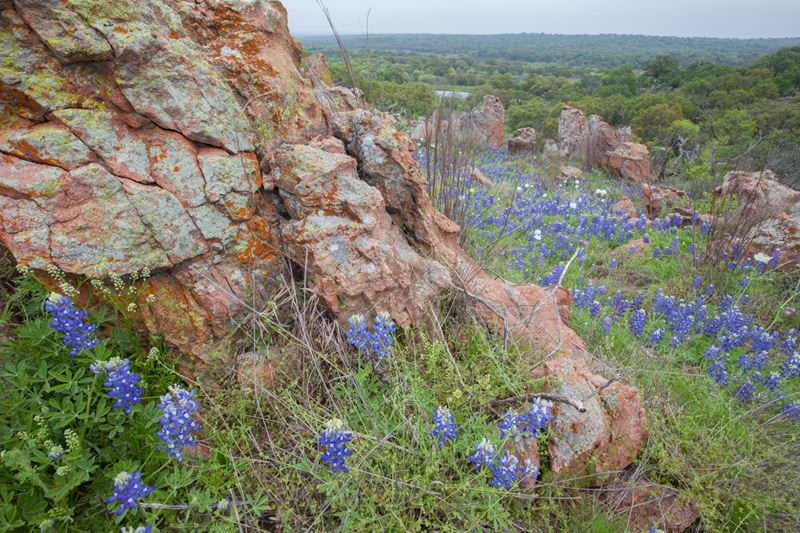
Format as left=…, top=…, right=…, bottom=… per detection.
left=300, top=33, right=800, bottom=68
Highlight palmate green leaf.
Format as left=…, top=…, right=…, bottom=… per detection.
left=0, top=503, right=25, bottom=530
left=14, top=318, right=54, bottom=347
left=163, top=467, right=194, bottom=490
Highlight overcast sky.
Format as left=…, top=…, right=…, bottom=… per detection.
left=282, top=0, right=800, bottom=38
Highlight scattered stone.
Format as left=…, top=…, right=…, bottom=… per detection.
left=559, top=106, right=589, bottom=161
left=470, top=167, right=494, bottom=187
left=713, top=169, right=800, bottom=219
left=542, top=138, right=564, bottom=160
left=602, top=141, right=653, bottom=183
left=508, top=127, right=537, bottom=155
left=642, top=183, right=688, bottom=219
left=559, top=166, right=584, bottom=181
left=459, top=95, right=506, bottom=149
left=602, top=478, right=701, bottom=533
left=557, top=106, right=653, bottom=182
left=612, top=197, right=638, bottom=219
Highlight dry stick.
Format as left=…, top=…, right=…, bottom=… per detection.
left=230, top=489, right=245, bottom=533
left=491, top=391, right=587, bottom=414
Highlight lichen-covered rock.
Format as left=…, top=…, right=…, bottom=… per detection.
left=602, top=141, right=653, bottom=183
left=459, top=95, right=505, bottom=149
left=51, top=108, right=153, bottom=183
left=542, top=138, right=564, bottom=160
left=642, top=183, right=687, bottom=219
left=603, top=478, right=701, bottom=532
left=748, top=213, right=800, bottom=271
left=273, top=143, right=452, bottom=326
left=558, top=106, right=589, bottom=160
left=588, top=114, right=619, bottom=165
left=612, top=197, right=638, bottom=219
left=14, top=0, right=113, bottom=64
left=0, top=124, right=96, bottom=170
left=557, top=106, right=653, bottom=182
left=508, top=127, right=537, bottom=155
left=713, top=169, right=800, bottom=219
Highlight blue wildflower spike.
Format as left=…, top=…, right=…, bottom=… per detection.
left=430, top=406, right=458, bottom=448
left=156, top=386, right=201, bottom=462
left=105, top=470, right=154, bottom=516
left=467, top=438, right=497, bottom=470
left=91, top=357, right=143, bottom=414
left=44, top=293, right=99, bottom=356
left=319, top=418, right=353, bottom=473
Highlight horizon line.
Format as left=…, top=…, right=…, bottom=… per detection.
left=294, top=31, right=800, bottom=41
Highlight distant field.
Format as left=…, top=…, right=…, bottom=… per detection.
left=300, top=33, right=800, bottom=68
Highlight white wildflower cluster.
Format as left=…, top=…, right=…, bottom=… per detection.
left=45, top=264, right=79, bottom=299
left=88, top=267, right=154, bottom=312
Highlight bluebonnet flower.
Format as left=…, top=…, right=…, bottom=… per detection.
left=781, top=352, right=800, bottom=379
left=521, top=398, right=553, bottom=437
left=781, top=402, right=800, bottom=420
left=431, top=406, right=457, bottom=448
left=48, top=445, right=64, bottom=462
left=498, top=410, right=523, bottom=440
left=121, top=527, right=153, bottom=533
left=629, top=309, right=646, bottom=338
left=609, top=259, right=618, bottom=270
left=705, top=284, right=715, bottom=296
left=735, top=380, right=755, bottom=403
left=468, top=438, right=497, bottom=470
left=646, top=327, right=664, bottom=348
left=781, top=331, right=797, bottom=356
left=590, top=300, right=601, bottom=317
left=708, top=361, right=729, bottom=385
left=345, top=312, right=396, bottom=359
left=691, top=276, right=703, bottom=290
left=601, top=316, right=614, bottom=333
left=105, top=470, right=154, bottom=516
left=344, top=314, right=369, bottom=352
left=739, top=278, right=750, bottom=288
left=319, top=418, right=353, bottom=473
left=214, top=498, right=232, bottom=512
left=44, top=293, right=99, bottom=356
left=90, top=357, right=143, bottom=414
left=760, top=372, right=782, bottom=391
left=156, top=386, right=201, bottom=462
left=369, top=312, right=396, bottom=359
left=489, top=452, right=522, bottom=490
left=501, top=397, right=554, bottom=442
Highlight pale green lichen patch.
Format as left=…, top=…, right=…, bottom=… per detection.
left=0, top=25, right=83, bottom=112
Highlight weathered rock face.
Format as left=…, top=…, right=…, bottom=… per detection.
left=542, top=138, right=564, bottom=160
left=612, top=197, right=638, bottom=220
left=558, top=106, right=589, bottom=161
left=713, top=170, right=800, bottom=219
left=642, top=183, right=688, bottom=219
left=0, top=1, right=645, bottom=477
left=557, top=106, right=653, bottom=182
left=588, top=114, right=619, bottom=165
left=459, top=95, right=505, bottom=149
left=508, top=127, right=537, bottom=155
left=603, top=141, right=653, bottom=183
left=713, top=170, right=800, bottom=271
left=603, top=478, right=701, bottom=532
left=0, top=0, right=324, bottom=358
